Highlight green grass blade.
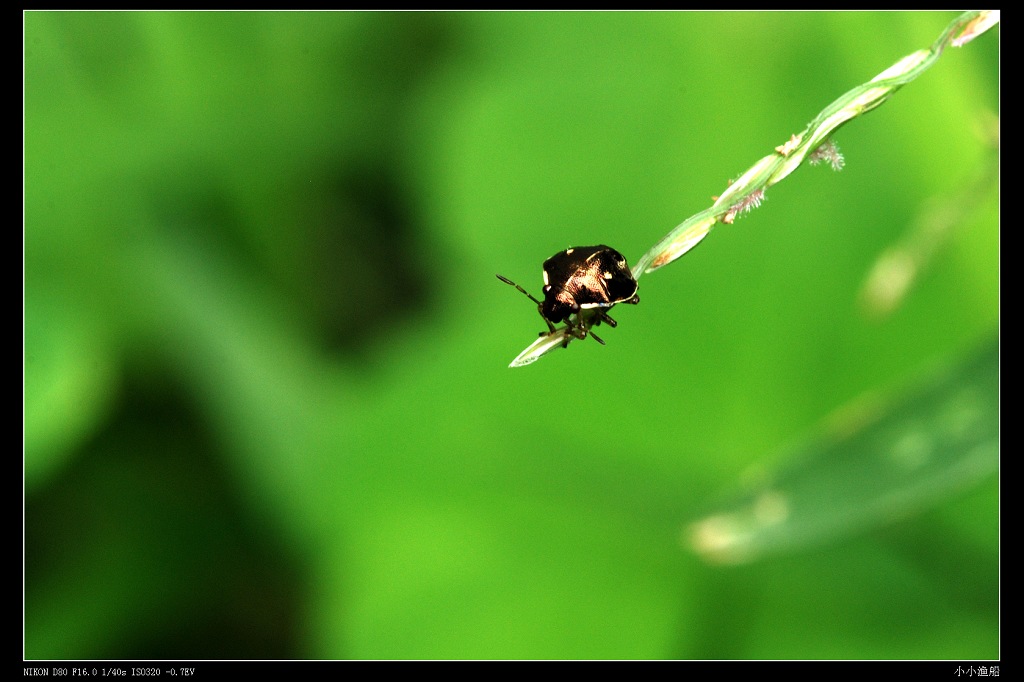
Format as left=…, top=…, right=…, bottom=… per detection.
left=508, top=328, right=572, bottom=367
left=689, top=339, right=998, bottom=564
left=635, top=10, right=999, bottom=278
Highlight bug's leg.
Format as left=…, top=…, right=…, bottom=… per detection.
left=576, top=310, right=606, bottom=344
left=560, top=322, right=576, bottom=348
left=597, top=311, right=618, bottom=328
left=561, top=321, right=577, bottom=348
left=560, top=315, right=586, bottom=348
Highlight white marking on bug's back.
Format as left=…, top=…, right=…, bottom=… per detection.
left=603, top=271, right=613, bottom=279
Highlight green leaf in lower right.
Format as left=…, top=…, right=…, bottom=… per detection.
left=689, top=338, right=998, bottom=564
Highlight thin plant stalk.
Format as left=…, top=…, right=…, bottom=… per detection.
left=509, top=10, right=998, bottom=368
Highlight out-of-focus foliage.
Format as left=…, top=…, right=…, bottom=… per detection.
left=690, top=340, right=997, bottom=565
left=24, top=11, right=997, bottom=660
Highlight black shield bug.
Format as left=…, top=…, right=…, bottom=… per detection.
left=497, top=245, right=640, bottom=348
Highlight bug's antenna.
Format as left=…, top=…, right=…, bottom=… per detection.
left=497, top=273, right=557, bottom=335
left=496, top=274, right=543, bottom=307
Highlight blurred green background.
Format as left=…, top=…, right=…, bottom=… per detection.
left=24, top=11, right=998, bottom=660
